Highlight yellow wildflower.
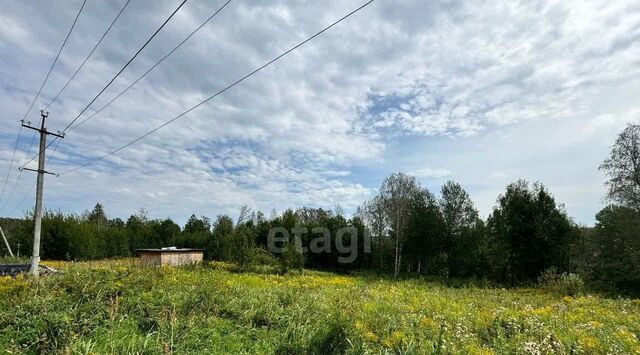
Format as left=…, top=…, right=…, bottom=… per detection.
left=580, top=336, right=599, bottom=351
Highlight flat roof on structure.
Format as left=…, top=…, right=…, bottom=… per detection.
left=136, top=248, right=205, bottom=253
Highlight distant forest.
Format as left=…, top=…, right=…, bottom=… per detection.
left=2, top=125, right=640, bottom=295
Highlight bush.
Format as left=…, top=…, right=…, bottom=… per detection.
left=538, top=267, right=585, bottom=296
left=253, top=249, right=278, bottom=266
left=279, top=244, right=304, bottom=274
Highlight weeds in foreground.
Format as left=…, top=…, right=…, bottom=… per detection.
left=0, top=260, right=638, bottom=354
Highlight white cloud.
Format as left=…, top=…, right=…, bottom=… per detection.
left=0, top=0, right=638, bottom=224
left=413, top=167, right=452, bottom=179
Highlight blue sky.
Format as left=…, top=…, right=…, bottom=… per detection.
left=1, top=0, right=639, bottom=225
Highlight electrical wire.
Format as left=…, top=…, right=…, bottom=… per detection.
left=0, top=125, right=23, bottom=204
left=44, top=0, right=134, bottom=110
left=0, top=131, right=37, bottom=214
left=6, top=138, right=63, bottom=215
left=2, top=0, right=133, bottom=210
left=61, top=0, right=376, bottom=176
left=20, top=0, right=189, bottom=168
left=69, top=0, right=232, bottom=132
left=20, top=0, right=88, bottom=123
left=0, top=0, right=87, bottom=203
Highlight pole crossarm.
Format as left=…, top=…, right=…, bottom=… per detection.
left=21, top=123, right=65, bottom=139
left=19, top=167, right=59, bottom=177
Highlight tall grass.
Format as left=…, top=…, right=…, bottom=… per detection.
left=0, top=256, right=29, bottom=264
left=0, top=259, right=638, bottom=354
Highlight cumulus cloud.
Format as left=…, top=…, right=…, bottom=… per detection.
left=0, top=0, right=638, bottom=224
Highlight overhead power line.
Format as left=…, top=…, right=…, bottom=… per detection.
left=59, top=0, right=188, bottom=133
left=69, top=0, right=233, bottom=132
left=21, top=0, right=189, bottom=168
left=3, top=0, right=131, bottom=209
left=0, top=128, right=38, bottom=211
left=13, top=0, right=232, bottom=216
left=0, top=0, right=87, bottom=204
left=44, top=0, right=134, bottom=111
left=61, top=0, right=376, bottom=176
left=0, top=131, right=38, bottom=214
left=37, top=0, right=212, bottom=191
left=0, top=125, right=23, bottom=204
left=20, top=0, right=88, bottom=123
left=5, top=138, right=62, bottom=215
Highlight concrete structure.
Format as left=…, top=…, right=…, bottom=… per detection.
left=0, top=263, right=57, bottom=277
left=136, top=247, right=204, bottom=266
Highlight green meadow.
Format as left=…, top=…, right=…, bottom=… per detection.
left=0, top=259, right=638, bottom=354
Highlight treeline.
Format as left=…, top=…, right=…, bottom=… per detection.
left=2, top=124, right=640, bottom=295
left=360, top=176, right=576, bottom=285
left=2, top=204, right=367, bottom=273
left=361, top=175, right=639, bottom=294
left=2, top=177, right=637, bottom=294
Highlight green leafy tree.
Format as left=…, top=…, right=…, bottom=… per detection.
left=439, top=181, right=482, bottom=277
left=379, top=172, right=421, bottom=278
left=41, top=211, right=71, bottom=260
left=404, top=188, right=445, bottom=274
left=212, top=215, right=234, bottom=260
left=179, top=214, right=211, bottom=255
left=487, top=180, right=575, bottom=285
left=184, top=215, right=211, bottom=234
left=359, top=195, right=389, bottom=271
left=280, top=242, right=304, bottom=274
left=126, top=209, right=153, bottom=252
left=599, top=124, right=640, bottom=210
left=229, top=225, right=256, bottom=269
left=155, top=219, right=180, bottom=247
left=87, top=203, right=108, bottom=226
left=591, top=205, right=640, bottom=294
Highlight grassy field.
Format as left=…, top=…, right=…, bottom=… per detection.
left=0, top=260, right=639, bottom=354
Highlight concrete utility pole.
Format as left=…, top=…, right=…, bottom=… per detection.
left=20, top=110, right=64, bottom=276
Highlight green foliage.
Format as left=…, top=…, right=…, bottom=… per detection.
left=538, top=267, right=585, bottom=296
left=183, top=214, right=211, bottom=234
left=308, top=317, right=350, bottom=354
left=486, top=180, right=576, bottom=285
left=581, top=205, right=640, bottom=294
left=1, top=260, right=639, bottom=353
left=2, top=172, right=636, bottom=296
left=87, top=203, right=107, bottom=226
left=439, top=181, right=483, bottom=277
left=211, top=214, right=234, bottom=260
left=252, top=249, right=279, bottom=266
left=280, top=243, right=304, bottom=274
left=228, top=226, right=257, bottom=269
left=0, top=256, right=28, bottom=264
left=379, top=172, right=421, bottom=278
left=404, top=188, right=445, bottom=274
left=599, top=123, right=640, bottom=210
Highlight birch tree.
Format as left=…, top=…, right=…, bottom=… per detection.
left=600, top=124, right=640, bottom=211
left=379, top=172, right=420, bottom=278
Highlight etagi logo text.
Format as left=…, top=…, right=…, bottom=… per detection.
left=267, top=226, right=371, bottom=263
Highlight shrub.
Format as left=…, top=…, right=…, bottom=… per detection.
left=279, top=244, right=304, bottom=274
left=253, top=249, right=278, bottom=266
left=538, top=267, right=585, bottom=296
